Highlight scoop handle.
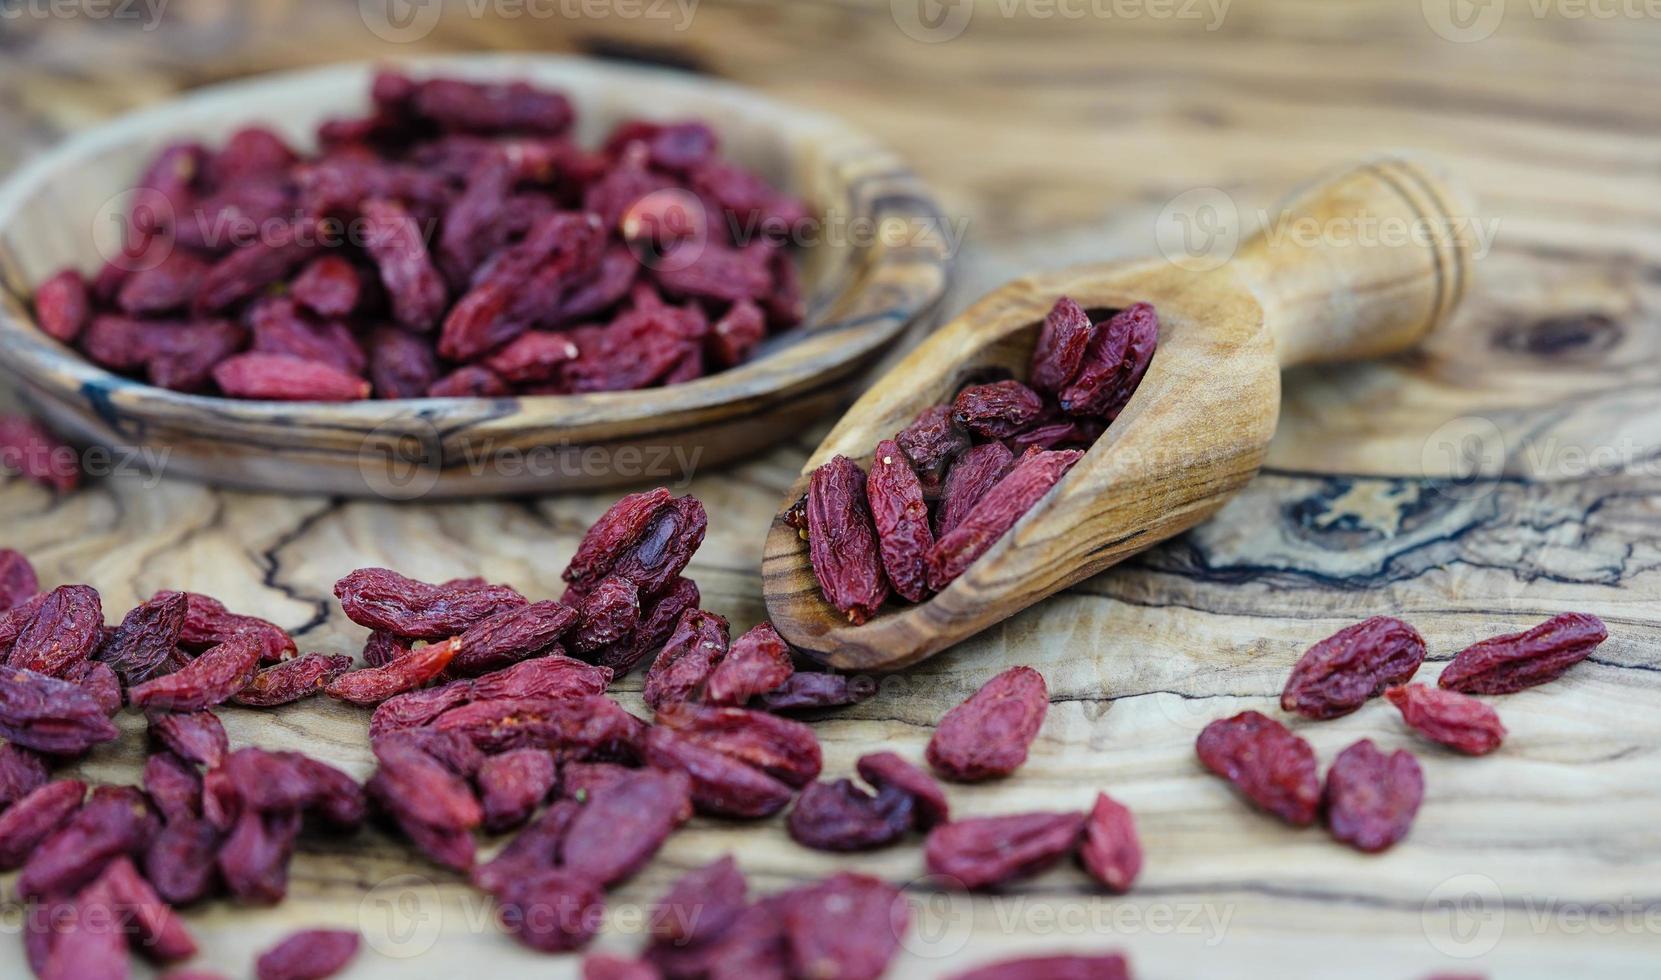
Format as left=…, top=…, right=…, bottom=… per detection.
left=1233, top=155, right=1476, bottom=368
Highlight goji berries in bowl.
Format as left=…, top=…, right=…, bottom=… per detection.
left=0, top=55, right=950, bottom=497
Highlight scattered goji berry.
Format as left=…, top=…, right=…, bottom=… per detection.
left=0, top=779, right=85, bottom=870
left=756, top=671, right=879, bottom=714
left=924, top=810, right=1086, bottom=890
left=787, top=779, right=913, bottom=852
left=99, top=590, right=188, bottom=684
left=129, top=635, right=262, bottom=712
left=335, top=567, right=526, bottom=640
left=704, top=621, right=794, bottom=707
left=325, top=635, right=460, bottom=706
left=9, top=584, right=104, bottom=677
left=649, top=854, right=748, bottom=948
left=806, top=455, right=890, bottom=625
left=561, top=767, right=692, bottom=887
left=643, top=608, right=730, bottom=711
left=857, top=751, right=950, bottom=829
left=476, top=748, right=558, bottom=832
left=1384, top=683, right=1507, bottom=755
left=781, top=872, right=910, bottom=980
left=1196, top=711, right=1320, bottom=827
left=1281, top=616, right=1427, bottom=719
left=1323, top=739, right=1423, bottom=852
left=498, top=869, right=606, bottom=953
left=256, top=929, right=360, bottom=980
left=1438, top=612, right=1608, bottom=694
left=927, top=666, right=1049, bottom=782
left=1079, top=791, right=1141, bottom=893
left=233, top=653, right=354, bottom=707
left=0, top=668, right=121, bottom=755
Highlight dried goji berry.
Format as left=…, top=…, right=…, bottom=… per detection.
left=168, top=590, right=296, bottom=663
left=786, top=779, right=913, bottom=852
left=1029, top=296, right=1095, bottom=395
left=0, top=668, right=121, bottom=755
left=781, top=872, right=910, bottom=980
left=1079, top=792, right=1141, bottom=893
left=925, top=810, right=1085, bottom=890
left=335, top=567, right=526, bottom=640
left=952, top=380, right=1046, bottom=439
left=928, top=448, right=1082, bottom=591
left=596, top=575, right=700, bottom=677
left=291, top=254, right=363, bottom=318
left=33, top=269, right=91, bottom=344
left=449, top=600, right=577, bottom=675
left=0, top=779, right=85, bottom=870
left=1384, top=683, right=1507, bottom=756
left=8, top=584, right=103, bottom=677
left=642, top=724, right=795, bottom=819
left=1059, top=302, right=1159, bottom=419
left=0, top=740, right=48, bottom=809
left=571, top=576, right=642, bottom=654
left=367, top=325, right=440, bottom=399
left=19, top=786, right=151, bottom=899
left=472, top=798, right=579, bottom=894
left=857, top=751, right=950, bottom=829
left=256, top=929, right=360, bottom=980
left=756, top=671, right=878, bottom=714
left=643, top=608, right=730, bottom=711
left=0, top=548, right=38, bottom=611
left=129, top=635, right=262, bottom=712
left=361, top=197, right=449, bottom=331
left=1322, top=739, right=1423, bottom=852
left=248, top=296, right=368, bottom=376
left=149, top=709, right=229, bottom=768
left=217, top=807, right=302, bottom=903
left=704, top=621, right=794, bottom=707
left=476, top=748, right=558, bottom=832
left=948, top=953, right=1133, bottom=980
left=469, top=653, right=613, bottom=701
left=117, top=250, right=210, bottom=315
left=655, top=704, right=822, bottom=789
left=649, top=854, right=747, bottom=948
left=561, top=767, right=692, bottom=887
left=65, top=659, right=122, bottom=715
left=806, top=455, right=890, bottom=625
left=1196, top=711, right=1320, bottom=827
left=896, top=404, right=971, bottom=492
left=1281, top=616, right=1427, bottom=720
left=213, top=352, right=372, bottom=401
left=927, top=666, right=1049, bottom=782
left=934, top=441, right=1015, bottom=536
left=99, top=853, right=200, bottom=960
left=99, top=590, right=187, bottom=684
left=1438, top=612, right=1608, bottom=694
left=433, top=694, right=643, bottom=758
left=0, top=415, right=81, bottom=493
left=326, top=635, right=459, bottom=706
left=867, top=438, right=936, bottom=603
left=233, top=653, right=353, bottom=707
left=707, top=298, right=767, bottom=368
left=144, top=817, right=221, bottom=907
left=145, top=751, right=204, bottom=824
left=498, top=869, right=605, bottom=953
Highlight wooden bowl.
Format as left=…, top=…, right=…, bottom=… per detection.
left=0, top=55, right=950, bottom=498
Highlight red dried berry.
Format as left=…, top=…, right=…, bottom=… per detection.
left=927, top=666, right=1049, bottom=782
left=291, top=254, right=363, bottom=318
left=1196, top=711, right=1320, bottom=826
left=925, top=810, right=1086, bottom=890
left=782, top=872, right=910, bottom=980
left=335, top=567, right=526, bottom=640
left=9, top=584, right=103, bottom=677
left=168, top=591, right=296, bottom=663
left=361, top=197, right=449, bottom=331
left=948, top=953, right=1133, bottom=980
left=118, top=250, right=210, bottom=315
left=596, top=576, right=700, bottom=677
left=144, top=817, right=221, bottom=908
left=256, top=929, right=361, bottom=980
left=1059, top=302, right=1158, bottom=419
left=326, top=635, right=459, bottom=706
left=0, top=415, right=81, bottom=492
left=99, top=854, right=200, bottom=961
left=1281, top=616, right=1427, bottom=720
left=213, top=352, right=372, bottom=401
left=1079, top=792, right=1141, bottom=893
left=896, top=404, right=971, bottom=491
left=642, top=724, right=795, bottom=819
left=0, top=740, right=49, bottom=809
left=472, top=798, right=579, bottom=894
left=34, top=269, right=92, bottom=343
left=643, top=608, right=730, bottom=711
left=867, top=438, right=936, bottom=603
left=952, top=380, right=1046, bottom=439
left=19, top=787, right=151, bottom=899
left=1385, top=684, right=1506, bottom=756
left=928, top=448, right=1081, bottom=591
left=649, top=854, right=747, bottom=948
left=233, top=652, right=353, bottom=707
left=787, top=779, right=913, bottom=852
left=0, top=779, right=85, bottom=870
left=368, top=326, right=440, bottom=398
left=561, top=767, right=692, bottom=887
left=0, top=668, right=121, bottom=755
left=144, top=751, right=204, bottom=824
left=0, top=548, right=39, bottom=611
left=704, top=621, right=794, bottom=707
left=498, top=870, right=605, bottom=953
left=571, top=576, right=642, bottom=654
left=433, top=694, right=643, bottom=758
left=99, top=590, right=188, bottom=684
left=806, top=455, right=890, bottom=625
left=450, top=600, right=578, bottom=675
left=217, top=807, right=302, bottom=903
left=857, top=751, right=950, bottom=829
left=1323, top=739, right=1424, bottom=853
left=757, top=672, right=879, bottom=714
left=655, top=703, right=822, bottom=789
left=248, top=297, right=367, bottom=376
left=129, top=635, right=262, bottom=712
left=477, top=748, right=558, bottom=833
left=149, top=709, right=229, bottom=768
left=584, top=955, right=663, bottom=980
left=1029, top=296, right=1095, bottom=395
left=708, top=298, right=767, bottom=368
left=1438, top=612, right=1608, bottom=694
left=470, top=653, right=613, bottom=701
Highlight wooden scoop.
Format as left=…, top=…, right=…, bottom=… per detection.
left=762, top=155, right=1474, bottom=672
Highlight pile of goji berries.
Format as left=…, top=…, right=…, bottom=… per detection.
left=31, top=70, right=808, bottom=402
left=797, top=297, right=1157, bottom=623
left=1198, top=611, right=1608, bottom=852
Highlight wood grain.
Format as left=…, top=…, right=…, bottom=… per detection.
left=1, top=1, right=1659, bottom=978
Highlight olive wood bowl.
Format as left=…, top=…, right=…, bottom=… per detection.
left=0, top=55, right=950, bottom=498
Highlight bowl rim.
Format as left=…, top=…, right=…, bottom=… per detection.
left=0, top=53, right=952, bottom=435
